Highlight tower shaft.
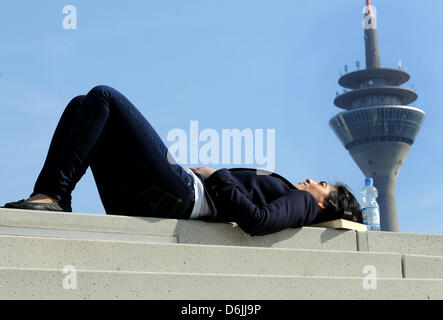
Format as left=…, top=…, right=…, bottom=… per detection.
left=349, top=141, right=412, bottom=231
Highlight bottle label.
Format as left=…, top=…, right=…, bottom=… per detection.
left=362, top=207, right=380, bottom=231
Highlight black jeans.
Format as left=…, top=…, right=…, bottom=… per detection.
left=30, top=85, right=195, bottom=219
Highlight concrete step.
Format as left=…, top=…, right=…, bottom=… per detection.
left=357, top=231, right=443, bottom=256
left=3, top=208, right=443, bottom=256
left=0, top=235, right=403, bottom=278
left=0, top=208, right=358, bottom=251
left=3, top=234, right=440, bottom=280
left=402, top=254, right=443, bottom=279
left=0, top=267, right=442, bottom=300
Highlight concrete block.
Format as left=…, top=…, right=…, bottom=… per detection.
left=0, top=208, right=178, bottom=236
left=0, top=208, right=358, bottom=251
left=175, top=222, right=358, bottom=251
left=0, top=226, right=176, bottom=244
left=1, top=268, right=442, bottom=300
left=0, top=235, right=402, bottom=278
left=360, top=231, right=443, bottom=256
left=402, top=254, right=443, bottom=279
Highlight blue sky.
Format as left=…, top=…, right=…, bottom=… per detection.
left=0, top=0, right=442, bottom=234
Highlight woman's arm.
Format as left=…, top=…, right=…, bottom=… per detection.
left=189, top=167, right=216, bottom=179
left=203, top=168, right=318, bottom=236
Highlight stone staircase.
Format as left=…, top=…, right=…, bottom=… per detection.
left=0, top=208, right=442, bottom=299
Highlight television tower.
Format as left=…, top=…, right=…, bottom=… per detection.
left=329, top=0, right=425, bottom=231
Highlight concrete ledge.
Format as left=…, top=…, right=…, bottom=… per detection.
left=0, top=235, right=402, bottom=278
left=0, top=226, right=177, bottom=244
left=402, top=254, right=443, bottom=279
left=358, top=231, right=443, bottom=256
left=2, top=208, right=442, bottom=255
left=1, top=268, right=442, bottom=300
left=0, top=208, right=179, bottom=236
left=0, top=208, right=357, bottom=251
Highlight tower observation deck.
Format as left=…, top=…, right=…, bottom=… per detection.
left=329, top=0, right=425, bottom=231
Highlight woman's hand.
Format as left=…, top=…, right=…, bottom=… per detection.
left=189, top=167, right=216, bottom=179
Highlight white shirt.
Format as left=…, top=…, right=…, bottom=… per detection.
left=185, top=168, right=213, bottom=219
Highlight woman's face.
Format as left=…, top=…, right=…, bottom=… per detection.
left=294, top=178, right=337, bottom=210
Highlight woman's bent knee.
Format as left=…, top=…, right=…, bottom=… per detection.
left=65, top=95, right=86, bottom=113
left=84, top=85, right=116, bottom=110
left=71, top=95, right=86, bottom=104
left=88, top=85, right=114, bottom=97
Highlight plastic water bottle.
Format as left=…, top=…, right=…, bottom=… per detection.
left=360, top=178, right=381, bottom=231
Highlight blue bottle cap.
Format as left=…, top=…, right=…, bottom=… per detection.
left=365, top=178, right=373, bottom=186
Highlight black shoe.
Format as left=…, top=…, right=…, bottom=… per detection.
left=3, top=199, right=72, bottom=212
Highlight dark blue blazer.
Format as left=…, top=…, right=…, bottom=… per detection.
left=199, top=168, right=319, bottom=236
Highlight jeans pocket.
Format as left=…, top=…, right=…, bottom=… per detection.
left=134, top=186, right=183, bottom=218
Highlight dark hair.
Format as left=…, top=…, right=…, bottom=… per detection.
left=313, top=183, right=362, bottom=224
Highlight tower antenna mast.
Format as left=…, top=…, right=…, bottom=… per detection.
left=364, top=0, right=380, bottom=69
